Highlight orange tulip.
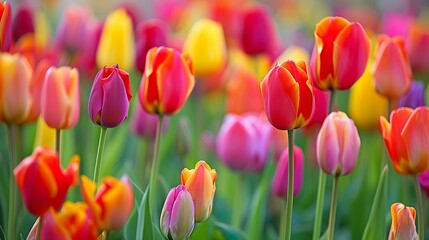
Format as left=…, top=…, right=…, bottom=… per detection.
left=81, top=175, right=134, bottom=230
left=388, top=203, right=418, bottom=240
left=379, top=107, right=429, bottom=175
left=311, top=16, right=370, bottom=90
left=181, top=161, right=217, bottom=222
left=260, top=60, right=314, bottom=130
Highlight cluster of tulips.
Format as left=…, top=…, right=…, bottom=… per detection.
left=2, top=0, right=429, bottom=239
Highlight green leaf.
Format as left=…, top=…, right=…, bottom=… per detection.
left=136, top=188, right=154, bottom=240
left=214, top=220, right=247, bottom=240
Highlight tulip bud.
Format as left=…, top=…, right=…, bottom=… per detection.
left=317, top=111, right=360, bottom=176
left=409, top=21, right=429, bottom=76
left=54, top=6, right=90, bottom=53
left=272, top=146, right=304, bottom=197
left=0, top=1, right=12, bottom=52
left=397, top=81, right=426, bottom=109
left=12, top=3, right=34, bottom=42
left=14, top=147, right=79, bottom=216
left=130, top=103, right=168, bottom=139
left=88, top=65, right=132, bottom=128
left=181, top=161, right=217, bottom=222
left=160, top=185, right=195, bottom=240
left=306, top=86, right=330, bottom=128
left=388, top=203, right=418, bottom=240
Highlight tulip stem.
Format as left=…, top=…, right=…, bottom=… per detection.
left=93, top=127, right=108, bottom=188
left=6, top=125, right=17, bottom=240
left=280, top=129, right=295, bottom=240
left=232, top=174, right=244, bottom=228
left=327, top=175, right=339, bottom=240
left=149, top=115, right=163, bottom=216
left=56, top=129, right=61, bottom=158
left=414, top=175, right=424, bottom=240
left=328, top=90, right=336, bottom=113
left=37, top=216, right=43, bottom=240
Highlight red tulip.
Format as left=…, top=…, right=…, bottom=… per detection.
left=0, top=1, right=12, bottom=52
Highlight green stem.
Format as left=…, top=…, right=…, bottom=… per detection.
left=6, top=125, right=16, bottom=240
left=92, top=127, right=108, bottom=187
left=136, top=138, right=148, bottom=189
left=232, top=174, right=244, bottom=228
left=37, top=216, right=43, bottom=240
left=280, top=129, right=295, bottom=240
left=56, top=129, right=61, bottom=159
left=413, top=175, right=424, bottom=240
left=149, top=115, right=163, bottom=214
left=327, top=176, right=339, bottom=240
left=328, top=90, right=336, bottom=113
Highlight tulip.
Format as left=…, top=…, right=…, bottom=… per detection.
left=226, top=67, right=264, bottom=114
left=0, top=53, right=33, bottom=124
left=388, top=203, right=418, bottom=240
left=41, top=202, right=99, bottom=240
left=272, top=146, right=304, bottom=197
left=306, top=86, right=330, bottom=128
left=160, top=185, right=195, bottom=240
left=397, top=81, right=425, bottom=109
left=379, top=107, right=429, bottom=175
left=96, top=8, right=135, bottom=71
left=317, top=111, right=360, bottom=176
left=88, top=65, right=132, bottom=128
left=418, top=170, right=429, bottom=198
left=260, top=60, right=314, bottom=130
left=311, top=16, right=370, bottom=90
left=0, top=1, right=11, bottom=52
left=81, top=175, right=134, bottom=230
left=77, top=19, right=103, bottom=76
left=372, top=35, right=412, bottom=100
left=181, top=161, right=217, bottom=222
left=182, top=19, right=227, bottom=77
left=409, top=22, right=429, bottom=76
left=216, top=114, right=271, bottom=172
left=130, top=103, right=168, bottom=139
left=34, top=117, right=56, bottom=150
left=41, top=66, right=80, bottom=129
left=54, top=6, right=90, bottom=53
left=139, top=47, right=194, bottom=115
left=13, top=147, right=79, bottom=216
left=12, top=3, right=34, bottom=42
left=275, top=45, right=310, bottom=64
left=135, top=19, right=169, bottom=74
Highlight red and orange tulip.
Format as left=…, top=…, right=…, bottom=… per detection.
left=0, top=1, right=11, bottom=52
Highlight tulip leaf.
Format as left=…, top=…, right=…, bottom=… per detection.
left=214, top=220, right=247, bottom=240
left=124, top=207, right=138, bottom=240
left=136, top=188, right=153, bottom=240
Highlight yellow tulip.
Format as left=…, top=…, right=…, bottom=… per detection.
left=34, top=117, right=56, bottom=150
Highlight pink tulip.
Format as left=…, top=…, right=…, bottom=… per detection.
left=12, top=3, right=34, bottom=42
left=388, top=203, right=418, bottom=240
left=272, top=146, right=304, bottom=197
left=130, top=103, right=168, bottom=139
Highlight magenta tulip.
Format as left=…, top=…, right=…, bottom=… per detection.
left=272, top=146, right=304, bottom=197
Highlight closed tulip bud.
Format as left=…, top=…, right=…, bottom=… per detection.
left=96, top=8, right=135, bottom=71
left=260, top=60, right=314, bottom=130
left=272, top=146, right=304, bottom=197
left=0, top=1, right=11, bottom=52
left=88, top=65, right=132, bottom=128
left=77, top=19, right=103, bottom=76
left=397, top=81, right=425, bottom=109
left=41, top=66, right=80, bottom=129
left=81, top=175, right=134, bottom=230
left=14, top=147, right=79, bottom=216
left=317, top=111, right=360, bottom=176
left=311, top=16, right=370, bottom=90
left=216, top=114, right=271, bottom=172
left=183, top=19, right=227, bottom=77
left=409, top=22, right=429, bottom=75
left=181, top=161, right=217, bottom=222
left=372, top=35, right=412, bottom=100
left=54, top=6, right=90, bottom=53
left=139, top=47, right=194, bottom=115
left=130, top=103, right=168, bottom=139
left=418, top=170, right=429, bottom=198
left=306, top=86, right=330, bottom=128
left=0, top=53, right=33, bottom=124
left=380, top=107, right=429, bottom=175
left=12, top=3, right=34, bottom=42
left=388, top=203, right=418, bottom=240
left=160, top=185, right=195, bottom=240
left=41, top=202, right=99, bottom=240
left=135, top=19, right=169, bottom=74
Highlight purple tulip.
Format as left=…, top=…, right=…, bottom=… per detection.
left=12, top=3, right=34, bottom=42
left=272, top=146, right=304, bottom=197
left=130, top=102, right=168, bottom=139
left=418, top=170, right=429, bottom=198
left=397, top=81, right=426, bottom=109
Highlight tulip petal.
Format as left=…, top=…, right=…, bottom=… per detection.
left=317, top=117, right=340, bottom=175
left=170, top=190, right=195, bottom=239
left=390, top=108, right=414, bottom=174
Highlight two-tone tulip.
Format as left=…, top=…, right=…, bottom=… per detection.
left=317, top=112, right=360, bottom=176
left=160, top=185, right=195, bottom=240
left=388, top=203, right=418, bottom=240
left=372, top=35, right=412, bottom=100
left=311, top=16, right=370, bottom=90
left=379, top=107, right=429, bottom=175
left=0, top=1, right=11, bottom=52
left=397, top=81, right=425, bottom=109
left=139, top=47, right=194, bottom=115
left=96, top=8, right=135, bottom=71
left=14, top=147, right=79, bottom=216
left=272, top=146, right=304, bottom=197
left=81, top=175, right=134, bottom=230
left=88, top=65, right=132, bottom=128
left=41, top=66, right=80, bottom=129
left=181, top=161, right=217, bottom=222
left=260, top=60, right=314, bottom=130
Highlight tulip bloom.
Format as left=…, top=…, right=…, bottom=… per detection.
left=181, top=161, right=217, bottom=222
left=409, top=22, right=429, bottom=75
left=12, top=3, right=34, bottom=42
left=260, top=60, right=314, bottom=130
left=139, top=47, right=194, bottom=115
left=182, top=19, right=227, bottom=77
left=306, top=86, right=330, bottom=128
left=388, top=203, right=418, bottom=240
left=41, top=202, right=99, bottom=240
left=372, top=35, right=412, bottom=100
left=160, top=185, right=195, bottom=240
left=272, top=146, right=304, bottom=197
left=0, top=53, right=33, bottom=124
left=81, top=175, right=134, bottom=230
left=216, top=114, right=271, bottom=172
left=88, top=65, right=132, bottom=128
left=0, top=1, right=11, bottom=52
left=14, top=147, right=80, bottom=216
left=311, top=16, right=370, bottom=90
left=54, top=6, right=90, bottom=53
left=397, top=81, right=426, bottom=109
left=96, top=8, right=135, bottom=71
left=418, top=170, right=429, bottom=198
left=379, top=107, right=429, bottom=175
left=317, top=111, right=360, bottom=176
